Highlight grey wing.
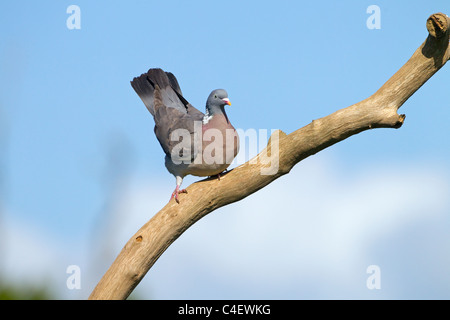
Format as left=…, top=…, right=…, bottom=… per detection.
left=166, top=71, right=205, bottom=119
left=153, top=106, right=203, bottom=164
left=131, top=68, right=205, bottom=162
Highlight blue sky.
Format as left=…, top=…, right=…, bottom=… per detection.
left=1, top=1, right=450, bottom=299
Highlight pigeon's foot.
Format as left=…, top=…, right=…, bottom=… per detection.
left=211, top=169, right=228, bottom=181
left=170, top=187, right=188, bottom=204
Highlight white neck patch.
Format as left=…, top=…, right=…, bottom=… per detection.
left=202, top=110, right=213, bottom=124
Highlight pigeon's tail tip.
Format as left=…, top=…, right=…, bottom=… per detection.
left=142, top=68, right=182, bottom=91
left=131, top=67, right=185, bottom=117
left=130, top=72, right=157, bottom=115
left=131, top=68, right=165, bottom=90
left=146, top=68, right=166, bottom=82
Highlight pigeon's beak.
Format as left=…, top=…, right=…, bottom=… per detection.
left=222, top=98, right=231, bottom=106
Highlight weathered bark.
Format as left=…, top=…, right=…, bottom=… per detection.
left=89, top=13, right=450, bottom=300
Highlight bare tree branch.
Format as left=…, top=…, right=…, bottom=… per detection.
left=89, top=13, right=450, bottom=300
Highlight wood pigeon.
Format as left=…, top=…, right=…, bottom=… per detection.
left=131, top=68, right=240, bottom=203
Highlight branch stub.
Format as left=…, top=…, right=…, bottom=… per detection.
left=426, top=13, right=449, bottom=38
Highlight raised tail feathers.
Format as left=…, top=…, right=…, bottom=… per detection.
left=131, top=68, right=185, bottom=116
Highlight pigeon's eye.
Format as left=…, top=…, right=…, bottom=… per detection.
left=214, top=94, right=217, bottom=99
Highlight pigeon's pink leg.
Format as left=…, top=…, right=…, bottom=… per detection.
left=218, top=168, right=230, bottom=180
left=170, top=176, right=187, bottom=204
left=170, top=185, right=187, bottom=204
left=212, top=169, right=228, bottom=181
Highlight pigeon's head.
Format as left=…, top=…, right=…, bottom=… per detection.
left=206, top=89, right=231, bottom=114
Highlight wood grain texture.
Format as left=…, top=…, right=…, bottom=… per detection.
left=89, top=13, right=450, bottom=300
